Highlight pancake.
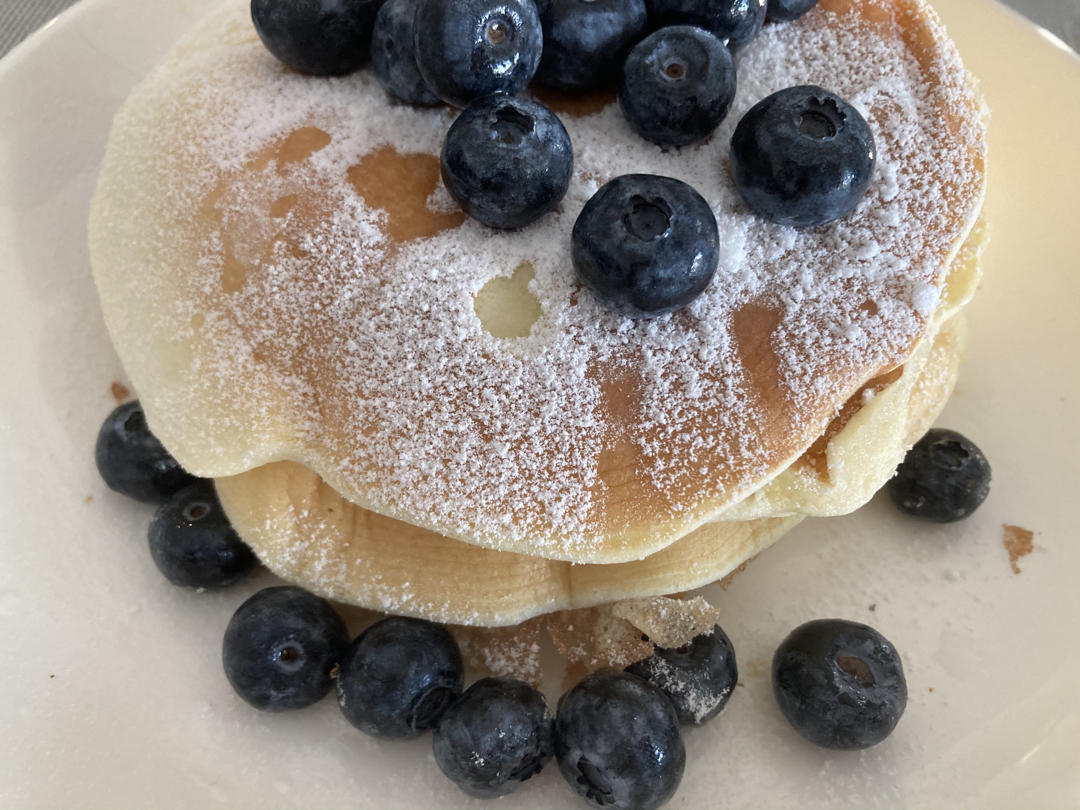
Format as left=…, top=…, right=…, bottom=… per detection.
left=89, top=0, right=987, bottom=563
left=215, top=306, right=969, bottom=626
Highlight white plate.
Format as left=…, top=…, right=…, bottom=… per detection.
left=1, top=1, right=1078, bottom=807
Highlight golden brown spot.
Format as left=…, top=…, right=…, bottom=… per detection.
left=347, top=147, right=466, bottom=241
left=244, top=126, right=332, bottom=173
left=1003, top=524, right=1035, bottom=574
left=473, top=262, right=542, bottom=338
left=220, top=239, right=249, bottom=294
left=797, top=365, right=904, bottom=483
left=110, top=382, right=132, bottom=404
left=274, top=127, right=332, bottom=173
left=530, top=85, right=617, bottom=118
left=732, top=303, right=783, bottom=406
left=270, top=194, right=299, bottom=218
left=83, top=495, right=94, bottom=505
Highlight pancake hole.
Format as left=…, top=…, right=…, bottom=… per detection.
left=474, top=262, right=542, bottom=338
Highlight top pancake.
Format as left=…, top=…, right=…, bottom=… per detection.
left=89, top=0, right=986, bottom=562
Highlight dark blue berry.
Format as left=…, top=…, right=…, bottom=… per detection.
left=433, top=677, right=554, bottom=798
left=441, top=94, right=573, bottom=229
left=766, top=0, right=817, bottom=22
left=572, top=174, right=718, bottom=316
left=250, top=0, right=385, bottom=76
left=535, top=0, right=648, bottom=92
left=222, top=587, right=349, bottom=711
left=95, top=400, right=196, bottom=504
left=148, top=480, right=258, bottom=589
left=619, top=25, right=736, bottom=147
left=730, top=85, right=876, bottom=227
left=646, top=0, right=766, bottom=50
left=555, top=671, right=685, bottom=810
left=336, top=616, right=463, bottom=739
left=773, top=619, right=907, bottom=750
left=414, top=0, right=543, bottom=107
left=370, top=0, right=440, bottom=105
left=625, top=625, right=737, bottom=725
left=887, top=429, right=991, bottom=522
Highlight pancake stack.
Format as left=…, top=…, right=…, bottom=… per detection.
left=89, top=0, right=987, bottom=626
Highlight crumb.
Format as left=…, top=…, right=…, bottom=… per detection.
left=868, top=603, right=877, bottom=612
left=745, top=660, right=767, bottom=679
left=1003, top=524, right=1035, bottom=574
left=49, top=674, right=55, bottom=679
left=928, top=687, right=934, bottom=692
left=736, top=682, right=745, bottom=688
left=110, top=381, right=132, bottom=403
left=718, top=559, right=753, bottom=591
left=84, top=495, right=94, bottom=504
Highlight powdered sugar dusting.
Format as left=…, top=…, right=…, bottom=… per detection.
left=92, top=0, right=985, bottom=560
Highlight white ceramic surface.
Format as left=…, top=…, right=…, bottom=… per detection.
left=1, top=1, right=1078, bottom=807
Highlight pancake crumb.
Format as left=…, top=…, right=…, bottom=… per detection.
left=1003, top=524, right=1035, bottom=574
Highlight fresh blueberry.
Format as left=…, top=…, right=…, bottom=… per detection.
left=766, top=0, right=817, bottom=22
left=250, top=0, right=386, bottom=76
left=773, top=619, right=907, bottom=749
left=336, top=616, right=463, bottom=739
left=433, top=677, right=555, bottom=798
left=95, top=400, right=196, bottom=504
left=534, top=0, right=648, bottom=92
left=619, top=25, right=736, bottom=147
left=555, top=670, right=685, bottom=810
left=645, top=0, right=767, bottom=50
left=572, top=174, right=718, bottom=316
left=887, top=429, right=991, bottom=522
left=414, top=0, right=543, bottom=107
left=222, top=586, right=349, bottom=711
left=730, top=85, right=876, bottom=227
left=625, top=625, right=737, bottom=725
left=147, top=480, right=258, bottom=589
left=441, top=94, right=573, bottom=229
left=370, top=0, right=440, bottom=105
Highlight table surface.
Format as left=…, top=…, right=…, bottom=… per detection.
left=2, top=0, right=1079, bottom=60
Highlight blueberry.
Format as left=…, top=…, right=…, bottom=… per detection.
left=414, top=0, right=543, bottom=107
left=95, top=400, right=196, bottom=504
left=625, top=625, right=737, bottom=725
left=887, top=428, right=991, bottom=522
left=370, top=0, right=440, bottom=105
left=730, top=85, right=876, bottom=227
left=619, top=25, right=736, bottom=147
left=534, top=0, right=648, bottom=92
left=645, top=0, right=766, bottom=51
left=555, top=671, right=685, bottom=810
left=773, top=619, right=907, bottom=750
left=441, top=94, right=573, bottom=229
left=148, top=480, right=258, bottom=589
left=250, top=0, right=385, bottom=76
left=433, top=677, right=554, bottom=798
left=336, top=616, right=463, bottom=739
left=572, top=174, right=718, bottom=316
left=222, top=586, right=349, bottom=711
left=766, top=0, right=817, bottom=22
